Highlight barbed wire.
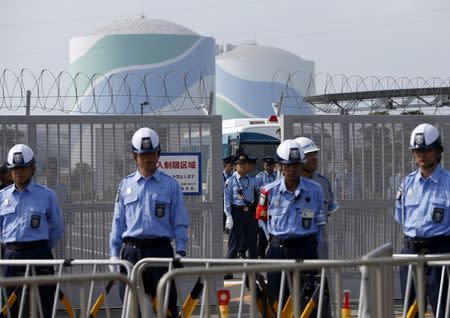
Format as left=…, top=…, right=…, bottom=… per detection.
left=0, top=69, right=214, bottom=114
left=2, top=69, right=450, bottom=115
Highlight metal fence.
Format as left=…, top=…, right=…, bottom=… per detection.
left=281, top=115, right=450, bottom=259
left=0, top=115, right=223, bottom=260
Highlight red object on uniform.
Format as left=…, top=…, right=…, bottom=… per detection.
left=342, top=289, right=351, bottom=309
left=217, top=289, right=231, bottom=306
left=255, top=189, right=270, bottom=220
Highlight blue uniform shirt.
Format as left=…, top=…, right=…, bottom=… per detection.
left=395, top=164, right=450, bottom=238
left=109, top=169, right=189, bottom=257
left=224, top=171, right=257, bottom=217
left=311, top=172, right=339, bottom=216
left=262, top=177, right=325, bottom=239
left=255, top=171, right=277, bottom=189
left=223, top=171, right=232, bottom=188
left=0, top=180, right=64, bottom=248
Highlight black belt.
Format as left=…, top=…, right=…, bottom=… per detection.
left=404, top=236, right=450, bottom=253
left=232, top=204, right=252, bottom=212
left=123, top=237, right=171, bottom=248
left=5, top=240, right=48, bottom=250
left=270, top=235, right=316, bottom=248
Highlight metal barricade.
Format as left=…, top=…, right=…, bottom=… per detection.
left=154, top=254, right=450, bottom=318
left=0, top=272, right=137, bottom=318
left=131, top=258, right=298, bottom=318
left=358, top=243, right=394, bottom=318
left=0, top=259, right=133, bottom=318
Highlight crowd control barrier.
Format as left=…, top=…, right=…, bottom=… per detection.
left=0, top=259, right=133, bottom=318
left=155, top=253, right=450, bottom=318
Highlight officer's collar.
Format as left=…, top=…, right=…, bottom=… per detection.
left=422, top=164, right=442, bottom=184
left=279, top=176, right=306, bottom=196
left=13, top=179, right=35, bottom=194
left=134, top=169, right=162, bottom=182
left=233, top=171, right=247, bottom=179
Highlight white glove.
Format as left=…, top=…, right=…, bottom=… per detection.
left=225, top=216, right=233, bottom=230
left=109, top=256, right=120, bottom=272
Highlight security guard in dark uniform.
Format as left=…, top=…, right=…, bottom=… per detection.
left=254, top=156, right=277, bottom=258
left=0, top=144, right=65, bottom=318
left=224, top=153, right=258, bottom=261
left=110, top=127, right=189, bottom=317
left=256, top=140, right=325, bottom=310
left=396, top=123, right=450, bottom=317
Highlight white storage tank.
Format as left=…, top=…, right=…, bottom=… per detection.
left=215, top=44, right=315, bottom=119
left=69, top=17, right=215, bottom=114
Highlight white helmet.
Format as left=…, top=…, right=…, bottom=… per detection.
left=131, top=127, right=160, bottom=154
left=409, top=123, right=442, bottom=150
left=276, top=139, right=305, bottom=164
left=7, top=144, right=35, bottom=168
left=294, top=137, right=320, bottom=154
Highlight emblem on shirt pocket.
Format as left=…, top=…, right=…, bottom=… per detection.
left=155, top=202, right=166, bottom=218
left=433, top=207, right=444, bottom=223
left=301, top=210, right=314, bottom=229
left=31, top=214, right=41, bottom=229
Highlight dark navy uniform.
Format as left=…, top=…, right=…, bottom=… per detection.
left=224, top=154, right=258, bottom=259
left=395, top=123, right=450, bottom=317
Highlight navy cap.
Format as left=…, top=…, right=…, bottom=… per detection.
left=248, top=156, right=257, bottom=164
left=222, top=155, right=234, bottom=164
left=232, top=153, right=250, bottom=164
left=262, top=156, right=276, bottom=164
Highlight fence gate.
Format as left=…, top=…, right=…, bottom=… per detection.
left=282, top=114, right=450, bottom=297
left=0, top=115, right=223, bottom=261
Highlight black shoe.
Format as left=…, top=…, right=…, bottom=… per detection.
left=224, top=273, right=234, bottom=280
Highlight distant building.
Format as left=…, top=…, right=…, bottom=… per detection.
left=215, top=44, right=315, bottom=119
left=69, top=17, right=215, bottom=115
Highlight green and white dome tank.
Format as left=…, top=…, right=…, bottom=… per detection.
left=69, top=17, right=215, bottom=114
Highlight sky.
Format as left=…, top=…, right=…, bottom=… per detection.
left=1, top=0, right=450, bottom=79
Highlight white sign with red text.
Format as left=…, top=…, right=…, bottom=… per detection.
left=158, top=152, right=201, bottom=195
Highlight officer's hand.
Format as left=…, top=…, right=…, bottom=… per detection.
left=225, top=216, right=233, bottom=230
left=109, top=256, right=120, bottom=272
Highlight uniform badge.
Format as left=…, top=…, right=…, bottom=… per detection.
left=301, top=210, right=314, bottom=229
left=289, top=149, right=300, bottom=159
left=414, top=133, right=424, bottom=146
left=30, top=214, right=41, bottom=229
left=126, top=187, right=133, bottom=195
left=141, top=137, right=152, bottom=149
left=407, top=188, right=413, bottom=198
left=13, top=153, right=23, bottom=164
left=155, top=202, right=166, bottom=217
left=433, top=207, right=444, bottom=223
left=3, top=198, right=9, bottom=207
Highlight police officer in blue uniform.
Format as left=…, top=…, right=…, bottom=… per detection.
left=256, top=140, right=325, bottom=309
left=109, top=127, right=189, bottom=317
left=0, top=144, right=64, bottom=318
left=224, top=153, right=259, bottom=262
left=254, top=156, right=277, bottom=258
left=395, top=123, right=450, bottom=317
left=222, top=156, right=234, bottom=232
